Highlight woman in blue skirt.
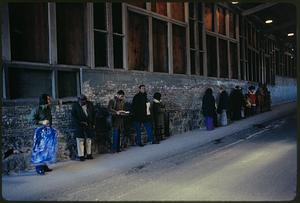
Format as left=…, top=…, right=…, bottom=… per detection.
left=30, top=94, right=58, bottom=175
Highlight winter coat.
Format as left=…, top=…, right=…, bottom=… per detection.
left=29, top=105, right=52, bottom=127
left=71, top=101, right=96, bottom=138
left=151, top=100, right=165, bottom=128
left=202, top=93, right=216, bottom=117
left=108, top=97, right=129, bottom=130
left=131, top=92, right=151, bottom=122
left=246, top=91, right=257, bottom=106
left=229, top=89, right=244, bottom=111
left=217, top=90, right=229, bottom=114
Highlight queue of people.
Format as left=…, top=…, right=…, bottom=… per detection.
left=29, top=83, right=270, bottom=175
left=202, top=84, right=271, bottom=130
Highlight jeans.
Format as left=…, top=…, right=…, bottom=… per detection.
left=133, top=121, right=153, bottom=145
left=112, top=128, right=120, bottom=152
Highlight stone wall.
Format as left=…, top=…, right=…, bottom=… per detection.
left=268, top=76, right=297, bottom=105
left=2, top=69, right=296, bottom=173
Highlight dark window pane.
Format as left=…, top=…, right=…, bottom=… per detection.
left=198, top=22, right=203, bottom=50
left=189, top=20, right=195, bottom=49
left=219, top=39, right=228, bottom=78
left=58, top=71, right=77, bottom=98
left=112, top=3, right=122, bottom=34
left=153, top=19, right=168, bottom=73
left=128, top=11, right=149, bottom=71
left=8, top=68, right=52, bottom=99
left=190, top=51, right=196, bottom=75
left=199, top=52, right=203, bottom=75
left=206, top=35, right=217, bottom=77
left=9, top=3, right=49, bottom=62
left=94, top=32, right=107, bottom=67
left=113, top=35, right=123, bottom=69
left=173, top=25, right=186, bottom=74
left=189, top=3, right=194, bottom=18
left=57, top=3, right=85, bottom=65
left=94, top=3, right=106, bottom=30
left=230, top=42, right=238, bottom=79
left=240, top=61, right=244, bottom=80
left=152, top=2, right=167, bottom=16
left=197, top=3, right=203, bottom=21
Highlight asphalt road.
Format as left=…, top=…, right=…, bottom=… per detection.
left=2, top=113, right=297, bottom=201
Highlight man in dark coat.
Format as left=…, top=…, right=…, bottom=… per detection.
left=151, top=92, right=166, bottom=144
left=108, top=90, right=130, bottom=153
left=229, top=86, right=244, bottom=121
left=131, top=85, right=153, bottom=146
left=217, top=86, right=229, bottom=126
left=71, top=94, right=96, bottom=161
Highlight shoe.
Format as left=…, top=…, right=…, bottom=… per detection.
left=79, top=156, right=85, bottom=161
left=43, top=165, right=53, bottom=172
left=36, top=166, right=45, bottom=175
left=138, top=144, right=145, bottom=147
left=86, top=154, right=93, bottom=159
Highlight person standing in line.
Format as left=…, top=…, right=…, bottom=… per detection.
left=108, top=90, right=130, bottom=153
left=229, top=86, right=244, bottom=121
left=217, top=86, right=229, bottom=126
left=151, top=92, right=166, bottom=144
left=30, top=94, right=58, bottom=175
left=131, top=85, right=154, bottom=146
left=202, top=88, right=216, bottom=130
left=245, top=86, right=258, bottom=116
left=71, top=94, right=96, bottom=161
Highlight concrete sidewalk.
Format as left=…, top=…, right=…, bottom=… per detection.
left=2, top=101, right=297, bottom=200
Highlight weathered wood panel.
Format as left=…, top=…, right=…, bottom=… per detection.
left=128, top=11, right=149, bottom=71
left=171, top=2, right=185, bottom=22
left=57, top=3, right=85, bottom=65
left=153, top=19, right=168, bottom=73
left=173, top=25, right=186, bottom=74
left=9, top=3, right=49, bottom=62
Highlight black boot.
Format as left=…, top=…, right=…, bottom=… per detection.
left=36, top=165, right=45, bottom=175
left=43, top=165, right=53, bottom=172
left=86, top=154, right=93, bottom=159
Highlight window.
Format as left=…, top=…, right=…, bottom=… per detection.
left=230, top=42, right=238, bottom=79
left=152, top=2, right=167, bottom=16
left=219, top=39, right=228, bottom=78
left=229, top=12, right=236, bottom=38
left=57, top=3, right=85, bottom=65
left=173, top=25, right=186, bottom=74
left=128, top=11, right=149, bottom=71
left=189, top=2, right=203, bottom=75
left=205, top=3, right=214, bottom=32
left=8, top=68, right=52, bottom=99
left=206, top=35, right=217, bottom=77
left=217, top=7, right=225, bottom=35
left=153, top=19, right=168, bottom=73
left=112, top=3, right=124, bottom=69
left=94, top=3, right=107, bottom=67
left=9, top=3, right=49, bottom=63
left=170, top=2, right=185, bottom=22
left=57, top=71, right=78, bottom=98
